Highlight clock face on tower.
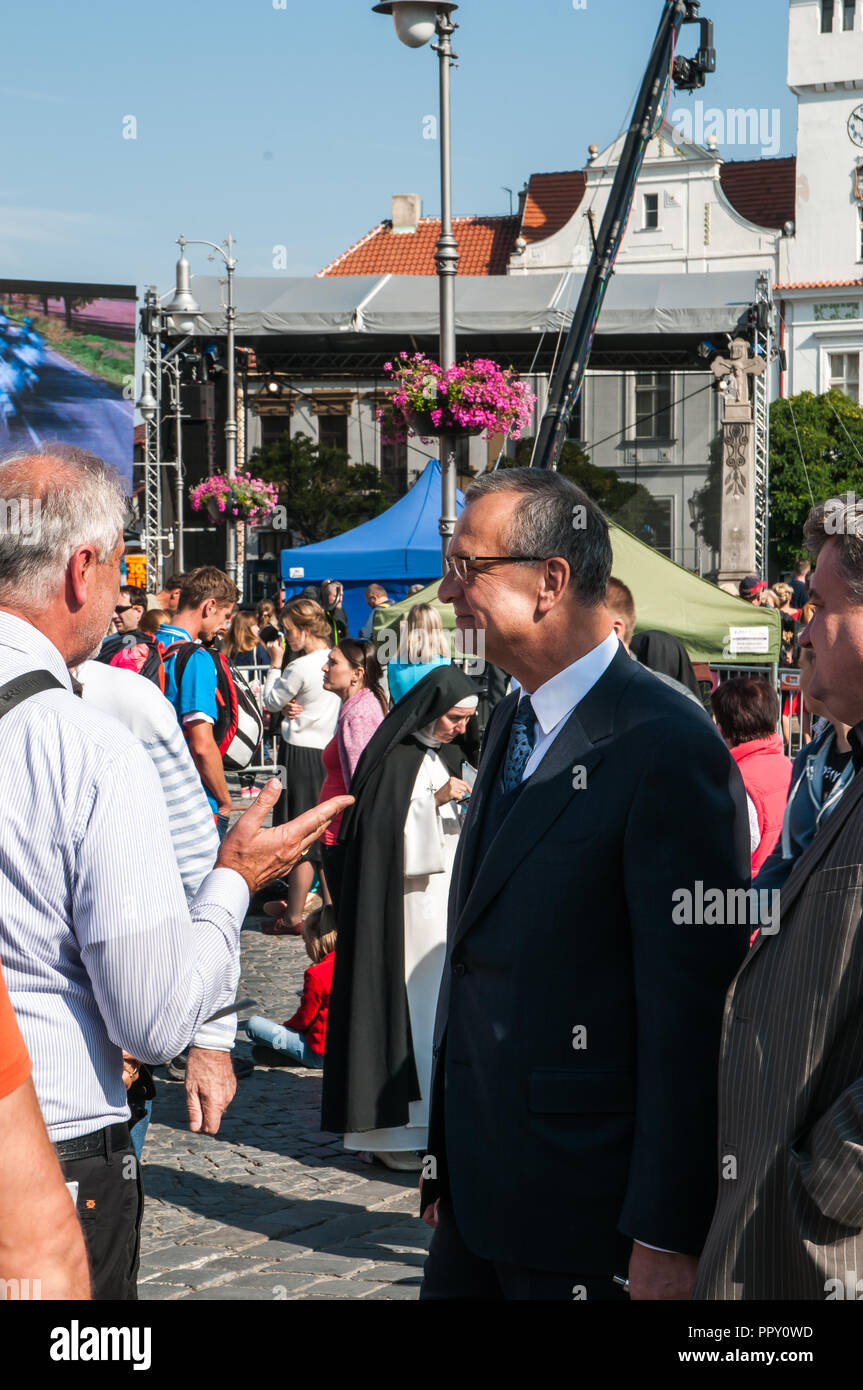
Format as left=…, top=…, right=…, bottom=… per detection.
left=849, top=105, right=863, bottom=148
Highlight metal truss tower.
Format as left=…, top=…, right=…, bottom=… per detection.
left=141, top=318, right=164, bottom=592
left=752, top=270, right=773, bottom=579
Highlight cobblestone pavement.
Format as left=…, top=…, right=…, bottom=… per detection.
left=138, top=912, right=429, bottom=1301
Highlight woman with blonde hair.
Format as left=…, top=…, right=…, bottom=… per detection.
left=223, top=610, right=268, bottom=667
left=263, top=597, right=340, bottom=933
left=387, top=602, right=451, bottom=705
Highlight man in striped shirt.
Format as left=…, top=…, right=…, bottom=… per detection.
left=74, top=656, right=235, bottom=1145
left=0, top=445, right=351, bottom=1299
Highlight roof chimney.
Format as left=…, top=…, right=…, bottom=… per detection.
left=391, top=193, right=421, bottom=233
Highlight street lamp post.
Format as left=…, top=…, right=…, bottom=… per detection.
left=165, top=234, right=240, bottom=589
left=373, top=1, right=460, bottom=572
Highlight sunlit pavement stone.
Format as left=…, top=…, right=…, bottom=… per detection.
left=138, top=901, right=430, bottom=1301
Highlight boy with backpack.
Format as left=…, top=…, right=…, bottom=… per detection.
left=156, top=567, right=240, bottom=839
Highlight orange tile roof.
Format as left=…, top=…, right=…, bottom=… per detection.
left=320, top=155, right=797, bottom=279
left=318, top=215, right=520, bottom=277
left=718, top=157, right=796, bottom=230
left=775, top=278, right=863, bottom=291
left=521, top=171, right=587, bottom=244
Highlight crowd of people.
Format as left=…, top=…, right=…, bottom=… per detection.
left=1, top=445, right=863, bottom=1305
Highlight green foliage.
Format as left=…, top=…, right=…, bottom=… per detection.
left=7, top=310, right=133, bottom=391
left=690, top=431, right=724, bottom=559
left=768, top=389, right=863, bottom=571
left=250, top=431, right=393, bottom=544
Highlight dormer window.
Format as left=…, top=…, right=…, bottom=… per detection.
left=822, top=0, right=834, bottom=31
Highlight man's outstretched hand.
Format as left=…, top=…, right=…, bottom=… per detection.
left=216, top=779, right=353, bottom=895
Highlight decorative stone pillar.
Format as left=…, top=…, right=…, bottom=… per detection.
left=710, top=338, right=766, bottom=596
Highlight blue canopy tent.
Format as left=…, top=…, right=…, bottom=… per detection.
left=279, top=458, right=464, bottom=634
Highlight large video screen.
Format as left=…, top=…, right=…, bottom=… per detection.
left=0, top=278, right=135, bottom=486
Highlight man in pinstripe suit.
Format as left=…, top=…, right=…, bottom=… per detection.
left=695, top=496, right=863, bottom=1300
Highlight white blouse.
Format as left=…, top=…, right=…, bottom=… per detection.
left=263, top=648, right=340, bottom=748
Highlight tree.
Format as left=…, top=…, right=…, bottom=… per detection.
left=61, top=295, right=97, bottom=330
left=768, top=389, right=863, bottom=572
left=689, top=430, right=723, bottom=559
left=505, top=437, right=672, bottom=546
left=250, top=431, right=393, bottom=544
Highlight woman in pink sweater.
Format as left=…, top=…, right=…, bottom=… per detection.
left=319, top=639, right=388, bottom=914
left=263, top=639, right=387, bottom=934
left=711, top=677, right=793, bottom=878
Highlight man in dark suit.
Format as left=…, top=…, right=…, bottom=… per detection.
left=695, top=499, right=863, bottom=1299
left=419, top=468, right=751, bottom=1301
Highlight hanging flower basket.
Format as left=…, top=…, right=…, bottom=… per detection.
left=408, top=409, right=484, bottom=439
left=190, top=472, right=279, bottom=526
left=377, top=352, right=536, bottom=444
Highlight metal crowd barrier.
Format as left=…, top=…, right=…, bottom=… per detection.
left=707, top=663, right=806, bottom=759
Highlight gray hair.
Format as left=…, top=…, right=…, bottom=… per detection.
left=464, top=467, right=611, bottom=606
left=803, top=493, right=863, bottom=603
left=0, top=445, right=127, bottom=608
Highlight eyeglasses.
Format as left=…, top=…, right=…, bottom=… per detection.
left=444, top=554, right=547, bottom=583
left=114, top=603, right=136, bottom=614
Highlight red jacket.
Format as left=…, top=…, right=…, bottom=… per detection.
left=730, top=734, right=793, bottom=876
left=284, top=953, right=334, bottom=1056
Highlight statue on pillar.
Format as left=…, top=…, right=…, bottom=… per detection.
left=710, top=336, right=766, bottom=407
left=711, top=338, right=766, bottom=595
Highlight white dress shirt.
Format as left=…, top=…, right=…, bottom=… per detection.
left=76, top=659, right=234, bottom=1052
left=515, top=630, right=620, bottom=780
left=0, top=612, right=248, bottom=1140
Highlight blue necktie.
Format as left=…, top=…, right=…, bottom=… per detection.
left=502, top=697, right=538, bottom=793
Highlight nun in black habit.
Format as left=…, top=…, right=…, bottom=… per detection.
left=321, top=665, right=479, bottom=1167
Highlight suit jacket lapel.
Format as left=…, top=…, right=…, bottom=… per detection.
left=452, top=646, right=635, bottom=945
left=453, top=704, right=602, bottom=946
left=451, top=691, right=517, bottom=919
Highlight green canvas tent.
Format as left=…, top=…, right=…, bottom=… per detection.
left=375, top=522, right=781, bottom=666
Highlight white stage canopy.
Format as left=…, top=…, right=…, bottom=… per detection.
left=166, top=270, right=758, bottom=339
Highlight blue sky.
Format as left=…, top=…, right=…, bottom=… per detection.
left=0, top=0, right=797, bottom=291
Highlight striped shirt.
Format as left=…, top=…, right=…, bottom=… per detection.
left=76, top=659, right=234, bottom=1051
left=0, top=611, right=247, bottom=1141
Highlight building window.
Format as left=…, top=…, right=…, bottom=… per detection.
left=380, top=439, right=408, bottom=496
left=829, top=351, right=861, bottom=400
left=844, top=0, right=856, bottom=30
left=634, top=371, right=673, bottom=439
left=318, top=415, right=348, bottom=452
left=260, top=416, right=291, bottom=450
left=643, top=193, right=659, bottom=230
left=821, top=0, right=835, bottom=32
left=644, top=498, right=673, bottom=557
